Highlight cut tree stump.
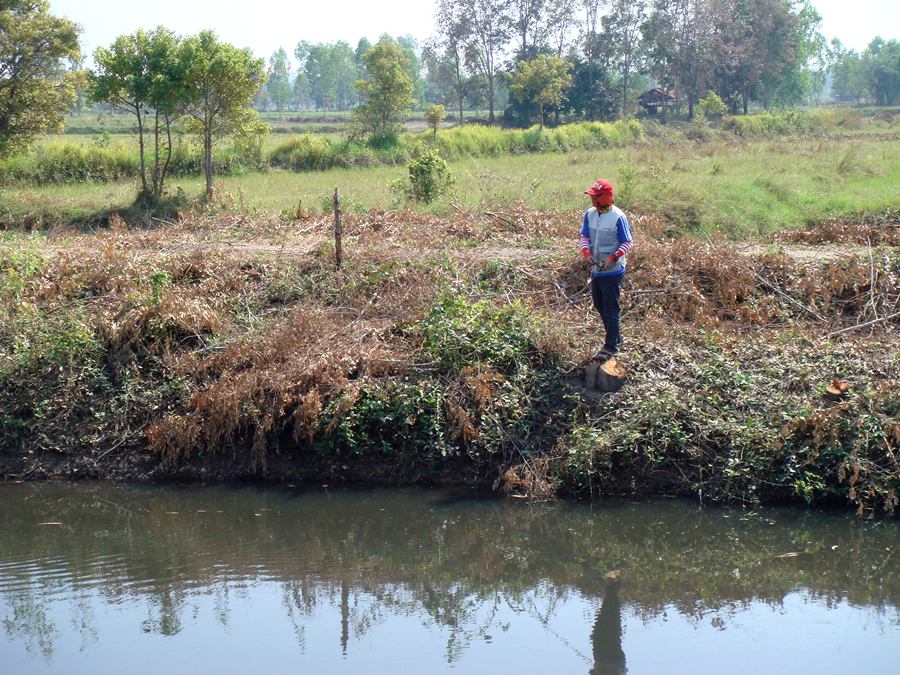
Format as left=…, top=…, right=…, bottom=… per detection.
left=584, top=358, right=627, bottom=392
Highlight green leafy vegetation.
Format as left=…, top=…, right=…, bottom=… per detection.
left=0, top=1, right=81, bottom=158
left=405, top=144, right=454, bottom=204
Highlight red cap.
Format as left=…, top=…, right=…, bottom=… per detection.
left=585, top=179, right=613, bottom=206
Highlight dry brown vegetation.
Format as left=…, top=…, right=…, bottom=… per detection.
left=1, top=202, right=897, bottom=513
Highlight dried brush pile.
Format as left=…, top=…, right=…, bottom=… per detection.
left=773, top=208, right=899, bottom=247
left=1, top=206, right=897, bottom=514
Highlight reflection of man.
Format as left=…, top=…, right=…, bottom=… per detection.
left=590, top=570, right=626, bottom=675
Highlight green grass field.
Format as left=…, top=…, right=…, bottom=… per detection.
left=5, top=134, right=898, bottom=238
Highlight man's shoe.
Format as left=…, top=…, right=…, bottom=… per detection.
left=592, top=347, right=616, bottom=362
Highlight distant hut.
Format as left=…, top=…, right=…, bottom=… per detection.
left=638, top=88, right=678, bottom=116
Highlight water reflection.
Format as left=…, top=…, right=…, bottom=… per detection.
left=0, top=483, right=897, bottom=672
left=591, top=571, right=626, bottom=675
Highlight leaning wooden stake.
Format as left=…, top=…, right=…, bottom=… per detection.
left=333, top=187, right=343, bottom=269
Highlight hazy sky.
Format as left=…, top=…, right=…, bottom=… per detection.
left=50, top=0, right=898, bottom=63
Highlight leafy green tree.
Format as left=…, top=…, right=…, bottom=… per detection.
left=354, top=37, right=372, bottom=77
left=566, top=58, right=617, bottom=121
left=295, top=41, right=357, bottom=112
left=179, top=31, right=268, bottom=198
left=828, top=40, right=860, bottom=103
left=267, top=48, right=292, bottom=112
left=354, top=36, right=415, bottom=140
left=508, top=54, right=572, bottom=127
left=760, top=0, right=825, bottom=108
left=425, top=103, right=446, bottom=137
left=291, top=71, right=310, bottom=110
left=91, top=27, right=187, bottom=203
left=697, top=90, right=726, bottom=118
left=396, top=35, right=426, bottom=107
left=0, top=0, right=81, bottom=158
left=865, top=38, right=900, bottom=106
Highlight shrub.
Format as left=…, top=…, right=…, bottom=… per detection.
left=698, top=91, right=727, bottom=119
left=406, top=144, right=454, bottom=204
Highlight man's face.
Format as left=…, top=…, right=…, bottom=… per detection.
left=591, top=195, right=610, bottom=210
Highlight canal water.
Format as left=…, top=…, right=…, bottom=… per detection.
left=0, top=483, right=897, bottom=674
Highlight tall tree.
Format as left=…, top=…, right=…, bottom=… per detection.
left=267, top=48, right=292, bottom=112
left=641, top=1, right=679, bottom=92
left=291, top=70, right=310, bottom=110
left=764, top=0, right=824, bottom=108
left=396, top=35, right=426, bottom=107
left=511, top=0, right=548, bottom=60
left=642, top=0, right=718, bottom=118
left=179, top=31, right=268, bottom=198
left=865, top=38, right=900, bottom=106
left=432, top=0, right=472, bottom=123
left=354, top=38, right=372, bottom=81
left=0, top=0, right=81, bottom=158
left=603, top=0, right=647, bottom=116
left=295, top=41, right=357, bottom=112
left=91, top=27, right=187, bottom=203
left=546, top=0, right=579, bottom=58
left=354, top=36, right=415, bottom=139
left=581, top=0, right=604, bottom=120
left=462, top=0, right=511, bottom=123
left=567, top=55, right=618, bottom=120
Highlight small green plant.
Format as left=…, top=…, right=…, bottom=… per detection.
left=425, top=104, right=446, bottom=139
left=418, top=294, right=533, bottom=373
left=407, top=143, right=454, bottom=204
left=698, top=91, right=727, bottom=119
left=0, top=241, right=45, bottom=301
left=149, top=269, right=173, bottom=305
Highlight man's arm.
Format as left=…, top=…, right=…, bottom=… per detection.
left=580, top=212, right=591, bottom=259
left=610, top=215, right=633, bottom=261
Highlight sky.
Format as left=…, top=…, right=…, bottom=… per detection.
left=50, top=0, right=899, bottom=65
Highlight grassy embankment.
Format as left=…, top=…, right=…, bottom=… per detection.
left=0, top=201, right=897, bottom=514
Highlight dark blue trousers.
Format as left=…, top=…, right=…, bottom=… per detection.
left=591, top=274, right=623, bottom=353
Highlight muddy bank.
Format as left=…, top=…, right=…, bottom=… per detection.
left=1, top=209, right=897, bottom=514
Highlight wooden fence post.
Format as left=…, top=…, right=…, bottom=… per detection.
left=333, top=187, right=343, bottom=269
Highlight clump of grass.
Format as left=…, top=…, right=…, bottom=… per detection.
left=0, top=140, right=264, bottom=186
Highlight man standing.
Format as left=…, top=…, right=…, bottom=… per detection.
left=580, top=179, right=633, bottom=360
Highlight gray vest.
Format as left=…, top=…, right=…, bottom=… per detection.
left=587, top=205, right=627, bottom=275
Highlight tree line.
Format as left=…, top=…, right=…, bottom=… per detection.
left=2, top=1, right=898, bottom=205
left=258, top=36, right=424, bottom=113
left=256, top=0, right=899, bottom=126
left=426, top=0, right=832, bottom=123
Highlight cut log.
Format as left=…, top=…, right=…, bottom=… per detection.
left=584, top=358, right=627, bottom=392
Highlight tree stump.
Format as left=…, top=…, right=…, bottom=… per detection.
left=584, top=358, right=626, bottom=393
